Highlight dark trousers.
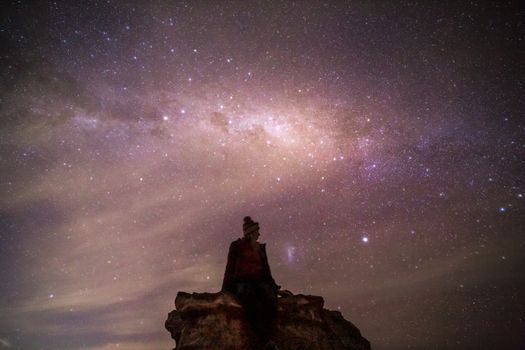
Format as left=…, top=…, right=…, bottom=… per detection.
left=234, top=281, right=277, bottom=343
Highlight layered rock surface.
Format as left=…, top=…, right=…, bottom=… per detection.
left=165, top=291, right=371, bottom=350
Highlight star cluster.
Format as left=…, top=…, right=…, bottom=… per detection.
left=1, top=2, right=524, bottom=349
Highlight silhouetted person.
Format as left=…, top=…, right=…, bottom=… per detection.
left=222, top=216, right=280, bottom=350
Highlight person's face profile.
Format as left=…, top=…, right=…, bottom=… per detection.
left=248, top=228, right=260, bottom=241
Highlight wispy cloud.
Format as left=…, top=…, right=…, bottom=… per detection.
left=80, top=340, right=172, bottom=350
left=0, top=339, right=11, bottom=348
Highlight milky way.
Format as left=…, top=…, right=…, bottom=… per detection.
left=1, top=2, right=524, bottom=349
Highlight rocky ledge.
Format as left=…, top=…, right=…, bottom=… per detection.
left=165, top=291, right=371, bottom=350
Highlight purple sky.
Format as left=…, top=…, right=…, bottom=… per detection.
left=1, top=2, right=524, bottom=349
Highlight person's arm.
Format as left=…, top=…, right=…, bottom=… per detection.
left=221, top=241, right=237, bottom=292
left=261, top=244, right=280, bottom=292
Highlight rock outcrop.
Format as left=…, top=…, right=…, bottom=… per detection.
left=165, top=291, right=371, bottom=350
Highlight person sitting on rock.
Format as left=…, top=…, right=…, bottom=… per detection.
left=222, top=216, right=281, bottom=349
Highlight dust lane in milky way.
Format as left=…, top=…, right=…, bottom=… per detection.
left=0, top=2, right=524, bottom=349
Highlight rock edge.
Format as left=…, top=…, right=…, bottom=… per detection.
left=165, top=291, right=371, bottom=350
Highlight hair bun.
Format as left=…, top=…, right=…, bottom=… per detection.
left=242, top=216, right=259, bottom=236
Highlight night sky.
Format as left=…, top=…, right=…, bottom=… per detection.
left=1, top=1, right=524, bottom=349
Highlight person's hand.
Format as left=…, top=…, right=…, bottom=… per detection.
left=277, top=289, right=293, bottom=297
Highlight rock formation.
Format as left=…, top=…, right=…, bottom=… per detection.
left=165, top=291, right=371, bottom=350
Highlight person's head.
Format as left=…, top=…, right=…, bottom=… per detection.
left=243, top=216, right=260, bottom=241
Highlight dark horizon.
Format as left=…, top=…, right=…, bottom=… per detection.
left=1, top=1, right=524, bottom=349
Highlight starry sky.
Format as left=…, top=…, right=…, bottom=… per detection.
left=1, top=1, right=524, bottom=349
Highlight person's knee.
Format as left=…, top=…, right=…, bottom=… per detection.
left=236, top=283, right=254, bottom=296
left=236, top=283, right=260, bottom=307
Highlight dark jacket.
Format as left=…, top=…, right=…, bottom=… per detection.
left=222, top=238, right=280, bottom=293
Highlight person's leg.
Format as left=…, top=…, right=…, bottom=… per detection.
left=235, top=281, right=278, bottom=348
left=235, top=282, right=263, bottom=337
left=253, top=282, right=278, bottom=343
